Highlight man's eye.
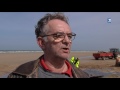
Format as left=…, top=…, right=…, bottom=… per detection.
left=56, top=34, right=63, bottom=37
left=53, top=34, right=62, bottom=39
left=67, top=35, right=72, bottom=39
left=68, top=36, right=72, bottom=39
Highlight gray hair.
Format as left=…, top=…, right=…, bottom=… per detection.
left=35, top=12, right=69, bottom=38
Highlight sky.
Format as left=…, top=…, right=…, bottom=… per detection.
left=0, top=12, right=120, bottom=51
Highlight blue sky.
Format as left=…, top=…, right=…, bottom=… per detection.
left=0, top=12, right=120, bottom=51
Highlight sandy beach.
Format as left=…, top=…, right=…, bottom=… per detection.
left=0, top=51, right=120, bottom=78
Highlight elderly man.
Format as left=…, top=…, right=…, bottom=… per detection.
left=7, top=12, right=89, bottom=78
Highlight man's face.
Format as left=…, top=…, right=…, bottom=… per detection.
left=43, top=19, right=73, bottom=59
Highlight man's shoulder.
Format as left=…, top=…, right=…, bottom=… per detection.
left=7, top=59, right=40, bottom=78
left=16, top=59, right=39, bottom=70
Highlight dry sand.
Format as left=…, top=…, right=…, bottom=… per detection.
left=0, top=51, right=120, bottom=78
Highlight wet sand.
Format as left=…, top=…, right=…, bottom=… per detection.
left=0, top=51, right=120, bottom=78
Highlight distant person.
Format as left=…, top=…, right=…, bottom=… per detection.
left=75, top=58, right=80, bottom=68
left=115, top=54, right=120, bottom=66
left=7, top=12, right=89, bottom=78
left=113, top=51, right=117, bottom=59
left=70, top=57, right=80, bottom=68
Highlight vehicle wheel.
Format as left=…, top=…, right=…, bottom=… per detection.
left=102, top=57, right=106, bottom=60
left=108, top=57, right=113, bottom=59
left=95, top=58, right=98, bottom=60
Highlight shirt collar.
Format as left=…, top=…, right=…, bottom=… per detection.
left=40, top=55, right=72, bottom=77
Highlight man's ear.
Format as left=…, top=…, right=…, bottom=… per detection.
left=37, top=37, right=45, bottom=50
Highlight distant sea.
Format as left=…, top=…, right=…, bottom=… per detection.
left=0, top=50, right=43, bottom=53
left=0, top=50, right=98, bottom=54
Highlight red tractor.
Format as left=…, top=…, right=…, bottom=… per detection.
left=93, top=48, right=120, bottom=60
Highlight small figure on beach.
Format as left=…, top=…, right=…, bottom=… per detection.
left=70, top=57, right=80, bottom=68
left=113, top=51, right=117, bottom=59
left=7, top=12, right=89, bottom=78
left=115, top=54, right=120, bottom=67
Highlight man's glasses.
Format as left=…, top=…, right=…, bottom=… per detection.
left=41, top=32, right=76, bottom=42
